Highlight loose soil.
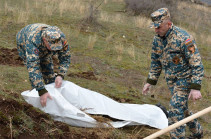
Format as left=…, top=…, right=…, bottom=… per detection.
left=0, top=95, right=103, bottom=139
left=0, top=48, right=24, bottom=66
left=68, top=71, right=98, bottom=81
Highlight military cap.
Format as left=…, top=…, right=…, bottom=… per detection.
left=150, top=8, right=170, bottom=28
left=43, top=26, right=63, bottom=50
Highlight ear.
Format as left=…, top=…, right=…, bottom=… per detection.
left=43, top=37, right=46, bottom=42
left=167, top=21, right=172, bottom=27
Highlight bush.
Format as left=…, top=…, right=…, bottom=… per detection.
left=79, top=1, right=103, bottom=32
left=124, top=0, right=178, bottom=21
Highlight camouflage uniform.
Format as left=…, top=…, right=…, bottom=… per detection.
left=147, top=8, right=204, bottom=139
left=16, top=23, right=71, bottom=96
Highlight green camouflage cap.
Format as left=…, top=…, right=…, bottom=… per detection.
left=43, top=26, right=63, bottom=50
left=150, top=8, right=170, bottom=28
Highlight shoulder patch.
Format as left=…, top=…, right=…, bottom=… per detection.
left=188, top=45, right=195, bottom=54
left=185, top=39, right=193, bottom=47
left=185, top=39, right=195, bottom=53
left=63, top=45, right=68, bottom=51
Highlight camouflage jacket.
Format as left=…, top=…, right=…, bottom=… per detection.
left=16, top=23, right=71, bottom=91
left=147, top=24, right=204, bottom=90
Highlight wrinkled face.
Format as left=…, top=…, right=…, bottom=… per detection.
left=43, top=37, right=52, bottom=51
left=155, top=20, right=171, bottom=37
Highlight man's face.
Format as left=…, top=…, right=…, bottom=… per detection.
left=155, top=21, right=171, bottom=37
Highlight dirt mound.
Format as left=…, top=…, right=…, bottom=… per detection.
left=68, top=71, right=98, bottom=80
left=0, top=96, right=100, bottom=139
left=0, top=48, right=24, bottom=66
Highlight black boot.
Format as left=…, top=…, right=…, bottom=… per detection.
left=187, top=132, right=203, bottom=139
left=155, top=103, right=168, bottom=118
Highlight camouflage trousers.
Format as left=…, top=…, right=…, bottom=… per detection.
left=166, top=77, right=203, bottom=139
left=17, top=44, right=56, bottom=87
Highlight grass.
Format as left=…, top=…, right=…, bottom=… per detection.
left=0, top=0, right=210, bottom=138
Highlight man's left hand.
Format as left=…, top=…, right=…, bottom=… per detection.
left=55, top=76, right=63, bottom=88
left=188, top=89, right=202, bottom=102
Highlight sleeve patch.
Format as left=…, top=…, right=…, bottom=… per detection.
left=185, top=39, right=195, bottom=53
left=33, top=48, right=39, bottom=55
left=63, top=40, right=68, bottom=51
left=185, top=39, right=194, bottom=47
left=63, top=40, right=67, bottom=46
left=63, top=45, right=68, bottom=51
left=188, top=45, right=195, bottom=53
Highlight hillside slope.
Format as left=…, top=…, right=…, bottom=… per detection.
left=0, top=0, right=210, bottom=138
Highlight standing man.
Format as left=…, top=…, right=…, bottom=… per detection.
left=142, top=8, right=204, bottom=138
left=16, top=23, right=71, bottom=107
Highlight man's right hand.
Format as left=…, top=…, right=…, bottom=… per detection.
left=40, top=92, right=52, bottom=107
left=142, top=83, right=151, bottom=95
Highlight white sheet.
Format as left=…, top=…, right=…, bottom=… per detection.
left=21, top=81, right=168, bottom=129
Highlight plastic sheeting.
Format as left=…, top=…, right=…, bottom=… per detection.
left=21, top=81, right=168, bottom=129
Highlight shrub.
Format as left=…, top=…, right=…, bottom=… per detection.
left=124, top=0, right=178, bottom=21
left=79, top=1, right=103, bottom=32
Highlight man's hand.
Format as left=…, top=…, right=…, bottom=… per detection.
left=142, top=83, right=151, bottom=95
left=188, top=89, right=202, bottom=102
left=55, top=76, right=63, bottom=88
left=40, top=92, right=52, bottom=107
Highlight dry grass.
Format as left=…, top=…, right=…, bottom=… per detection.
left=34, top=0, right=88, bottom=17
left=127, top=44, right=136, bottom=61
left=200, top=34, right=211, bottom=46
left=17, top=10, right=30, bottom=24
left=9, top=116, right=13, bottom=139
left=60, top=26, right=71, bottom=41
left=73, top=28, right=81, bottom=38
left=106, top=32, right=116, bottom=43
left=3, top=2, right=30, bottom=24
left=100, top=12, right=126, bottom=24
left=4, top=2, right=8, bottom=15
left=67, top=0, right=87, bottom=14
left=4, top=2, right=17, bottom=15
left=104, top=0, right=124, bottom=4
left=35, top=0, right=39, bottom=9
left=87, top=34, right=97, bottom=50
left=178, top=1, right=211, bottom=13
left=44, top=4, right=54, bottom=17
left=115, top=43, right=124, bottom=61
left=112, top=0, right=124, bottom=2
left=59, top=0, right=67, bottom=17
left=25, top=1, right=30, bottom=11
left=105, top=32, right=116, bottom=52
left=134, top=16, right=151, bottom=28
left=177, top=1, right=211, bottom=32
left=100, top=12, right=109, bottom=22
left=112, top=14, right=125, bottom=24
left=59, top=0, right=87, bottom=16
